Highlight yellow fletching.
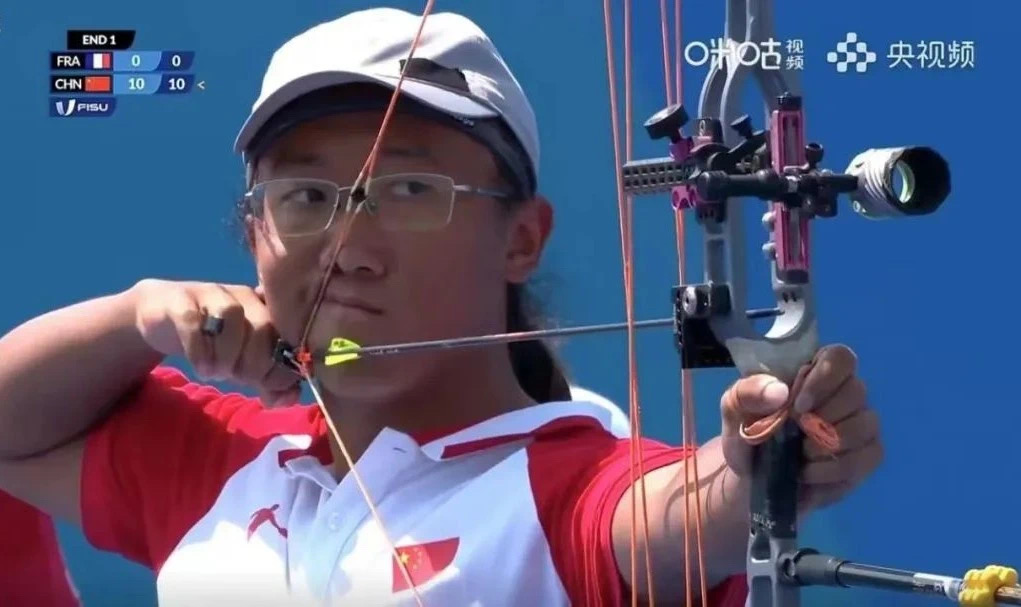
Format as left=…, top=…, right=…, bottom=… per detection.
left=324, top=337, right=361, bottom=366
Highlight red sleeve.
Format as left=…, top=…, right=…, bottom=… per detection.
left=527, top=419, right=747, bottom=607
left=0, top=491, right=80, bottom=607
left=80, top=366, right=318, bottom=572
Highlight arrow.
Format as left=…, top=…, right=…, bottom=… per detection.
left=312, top=307, right=783, bottom=361
left=197, top=80, right=205, bottom=90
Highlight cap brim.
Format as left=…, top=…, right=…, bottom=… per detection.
left=234, top=70, right=500, bottom=155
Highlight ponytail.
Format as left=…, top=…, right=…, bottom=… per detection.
left=506, top=282, right=572, bottom=403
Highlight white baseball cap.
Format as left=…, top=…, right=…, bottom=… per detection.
left=234, top=8, right=540, bottom=193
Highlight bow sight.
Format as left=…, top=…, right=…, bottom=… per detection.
left=620, top=91, right=992, bottom=607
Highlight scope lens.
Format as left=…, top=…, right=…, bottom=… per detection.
left=892, top=159, right=916, bottom=204
left=846, top=146, right=950, bottom=219
left=892, top=147, right=949, bottom=214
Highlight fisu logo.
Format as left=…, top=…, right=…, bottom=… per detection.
left=50, top=97, right=116, bottom=117
left=54, top=99, right=76, bottom=116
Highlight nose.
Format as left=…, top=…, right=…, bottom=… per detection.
left=320, top=216, right=388, bottom=279
left=329, top=244, right=386, bottom=279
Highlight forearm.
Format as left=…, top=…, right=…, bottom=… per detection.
left=615, top=436, right=751, bottom=601
left=667, top=436, right=751, bottom=586
left=0, top=282, right=162, bottom=458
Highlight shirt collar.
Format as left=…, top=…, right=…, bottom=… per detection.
left=278, top=400, right=615, bottom=481
left=416, top=400, right=614, bottom=461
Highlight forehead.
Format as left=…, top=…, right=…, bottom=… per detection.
left=258, top=112, right=492, bottom=175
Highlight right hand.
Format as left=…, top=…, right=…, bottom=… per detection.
left=133, top=279, right=302, bottom=407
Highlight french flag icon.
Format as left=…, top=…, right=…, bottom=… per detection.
left=89, top=52, right=112, bottom=70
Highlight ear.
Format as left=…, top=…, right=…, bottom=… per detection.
left=243, top=215, right=269, bottom=292
left=505, top=194, right=553, bottom=284
left=243, top=214, right=257, bottom=252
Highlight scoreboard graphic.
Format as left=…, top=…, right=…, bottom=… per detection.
left=49, top=30, right=202, bottom=118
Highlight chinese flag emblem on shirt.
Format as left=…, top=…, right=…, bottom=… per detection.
left=391, top=537, right=460, bottom=592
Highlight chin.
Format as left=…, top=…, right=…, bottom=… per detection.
left=315, top=361, right=415, bottom=401
left=306, top=318, right=383, bottom=353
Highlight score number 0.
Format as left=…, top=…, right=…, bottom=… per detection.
left=127, top=54, right=184, bottom=68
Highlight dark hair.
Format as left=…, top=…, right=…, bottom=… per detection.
left=237, top=87, right=573, bottom=403
left=506, top=283, right=572, bottom=403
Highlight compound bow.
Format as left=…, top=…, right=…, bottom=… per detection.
left=616, top=0, right=1015, bottom=606
left=271, top=0, right=1020, bottom=606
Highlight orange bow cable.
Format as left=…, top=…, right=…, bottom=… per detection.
left=623, top=2, right=657, bottom=606
left=602, top=2, right=655, bottom=604
left=661, top=1, right=709, bottom=605
left=596, top=0, right=653, bottom=603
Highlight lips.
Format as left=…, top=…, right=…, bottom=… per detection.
left=322, top=292, right=383, bottom=315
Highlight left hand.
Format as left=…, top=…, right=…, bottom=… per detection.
left=719, top=344, right=884, bottom=513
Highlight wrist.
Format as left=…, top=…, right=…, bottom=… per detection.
left=124, top=279, right=166, bottom=359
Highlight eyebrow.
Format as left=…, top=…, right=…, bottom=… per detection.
left=268, top=151, right=325, bottom=170
left=380, top=144, right=433, bottom=159
left=270, top=145, right=432, bottom=171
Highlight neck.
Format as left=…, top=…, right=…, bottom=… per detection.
left=321, top=345, right=535, bottom=478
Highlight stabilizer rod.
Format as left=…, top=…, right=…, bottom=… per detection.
left=782, top=549, right=1021, bottom=606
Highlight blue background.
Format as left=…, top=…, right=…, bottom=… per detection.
left=0, top=1, right=1016, bottom=605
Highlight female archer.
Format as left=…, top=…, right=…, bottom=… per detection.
left=0, top=8, right=881, bottom=606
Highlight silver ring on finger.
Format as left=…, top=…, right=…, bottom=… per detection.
left=201, top=314, right=225, bottom=337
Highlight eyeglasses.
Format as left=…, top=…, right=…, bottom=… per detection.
left=246, top=173, right=516, bottom=237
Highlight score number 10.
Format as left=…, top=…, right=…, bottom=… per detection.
left=116, top=74, right=196, bottom=94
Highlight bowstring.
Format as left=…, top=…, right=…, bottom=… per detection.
left=668, top=0, right=710, bottom=604
left=292, top=2, right=438, bottom=605
left=602, top=2, right=654, bottom=605
left=659, top=0, right=673, bottom=107
left=623, top=1, right=657, bottom=605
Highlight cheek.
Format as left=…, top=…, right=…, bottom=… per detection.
left=252, top=228, right=322, bottom=339
left=395, top=228, right=507, bottom=334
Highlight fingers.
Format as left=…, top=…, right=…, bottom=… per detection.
left=720, top=374, right=789, bottom=436
left=720, top=374, right=789, bottom=475
left=715, top=344, right=882, bottom=510
left=810, top=375, right=867, bottom=424
left=195, top=284, right=248, bottom=380
left=794, top=344, right=858, bottom=414
left=801, top=438, right=883, bottom=488
left=803, top=378, right=869, bottom=458
left=223, top=285, right=300, bottom=398
left=168, top=287, right=214, bottom=377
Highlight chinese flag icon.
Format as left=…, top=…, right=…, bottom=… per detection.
left=391, top=537, right=460, bottom=592
left=84, top=76, right=112, bottom=93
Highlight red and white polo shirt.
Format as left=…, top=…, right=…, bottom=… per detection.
left=81, top=367, right=746, bottom=606
left=0, top=491, right=80, bottom=606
